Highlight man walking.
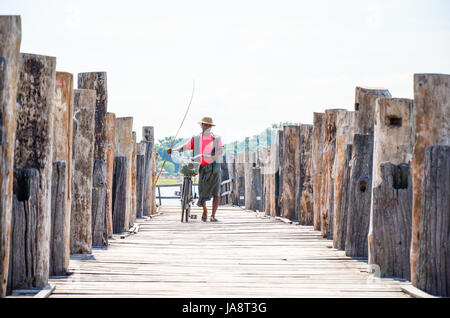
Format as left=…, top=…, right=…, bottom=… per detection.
left=170, top=117, right=224, bottom=222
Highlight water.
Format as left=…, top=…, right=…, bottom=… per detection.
left=157, top=184, right=212, bottom=207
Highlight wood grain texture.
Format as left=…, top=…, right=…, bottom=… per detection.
left=114, top=117, right=133, bottom=229
left=7, top=168, right=39, bottom=294
left=130, top=132, right=137, bottom=227
left=416, top=145, right=450, bottom=297
left=50, top=161, right=67, bottom=276
left=345, top=134, right=374, bottom=257
left=142, top=127, right=154, bottom=216
left=0, top=15, right=21, bottom=298
left=53, top=72, right=74, bottom=271
left=354, top=87, right=391, bottom=135
left=312, top=113, right=325, bottom=230
left=48, top=206, right=409, bottom=298
left=105, top=112, right=116, bottom=238
left=297, top=124, right=313, bottom=225
left=112, top=156, right=128, bottom=233
left=332, top=111, right=354, bottom=249
left=91, top=159, right=107, bottom=247
left=410, top=74, right=450, bottom=286
left=15, top=53, right=56, bottom=287
left=320, top=110, right=345, bottom=238
left=281, top=125, right=300, bottom=221
left=369, top=163, right=412, bottom=280
left=71, top=89, right=96, bottom=254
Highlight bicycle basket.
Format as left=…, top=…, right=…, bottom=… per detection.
left=181, top=163, right=198, bottom=176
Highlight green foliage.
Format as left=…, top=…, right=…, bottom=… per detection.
left=155, top=136, right=188, bottom=175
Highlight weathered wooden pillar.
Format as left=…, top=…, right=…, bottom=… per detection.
left=13, top=53, right=56, bottom=287
left=332, top=111, right=354, bottom=249
left=52, top=71, right=73, bottom=273
left=142, top=126, right=154, bottom=216
left=78, top=72, right=108, bottom=163
left=78, top=72, right=109, bottom=244
left=336, top=144, right=352, bottom=250
left=411, top=74, right=450, bottom=287
left=112, top=156, right=127, bottom=233
left=7, top=168, right=40, bottom=294
left=14, top=53, right=56, bottom=287
left=105, top=112, right=116, bottom=237
left=244, top=137, right=252, bottom=210
left=220, top=155, right=230, bottom=205
left=297, top=124, right=313, bottom=225
left=0, top=15, right=21, bottom=298
left=50, top=162, right=66, bottom=276
left=345, top=87, right=391, bottom=256
left=368, top=98, right=413, bottom=279
left=230, top=142, right=238, bottom=205
left=151, top=150, right=159, bottom=214
left=91, top=159, right=107, bottom=247
left=71, top=89, right=96, bottom=254
left=130, top=132, right=137, bottom=227
left=236, top=152, right=246, bottom=206
left=345, top=134, right=374, bottom=257
left=250, top=165, right=262, bottom=211
left=281, top=125, right=300, bottom=220
left=114, top=117, right=133, bottom=230
left=416, top=145, right=450, bottom=297
left=275, top=129, right=284, bottom=217
left=136, top=142, right=146, bottom=218
left=320, top=109, right=345, bottom=238
left=312, top=113, right=325, bottom=230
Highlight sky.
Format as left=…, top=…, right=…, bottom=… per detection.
left=1, top=0, right=449, bottom=145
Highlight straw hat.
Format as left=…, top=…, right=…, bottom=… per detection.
left=198, top=116, right=215, bottom=126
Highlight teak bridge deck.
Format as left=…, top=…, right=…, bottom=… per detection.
left=48, top=206, right=409, bottom=298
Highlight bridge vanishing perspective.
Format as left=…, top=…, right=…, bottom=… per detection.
left=0, top=16, right=448, bottom=299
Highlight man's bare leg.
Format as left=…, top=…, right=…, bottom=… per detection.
left=211, top=196, right=220, bottom=219
left=202, top=202, right=208, bottom=220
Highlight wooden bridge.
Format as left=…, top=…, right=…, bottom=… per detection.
left=1, top=16, right=447, bottom=299
left=47, top=206, right=410, bottom=298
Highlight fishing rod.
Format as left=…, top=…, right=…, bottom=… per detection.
left=153, top=80, right=195, bottom=187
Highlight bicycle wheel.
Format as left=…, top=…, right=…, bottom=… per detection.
left=184, top=178, right=192, bottom=222
left=181, top=177, right=190, bottom=222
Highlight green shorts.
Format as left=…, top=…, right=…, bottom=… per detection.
left=197, top=162, right=221, bottom=206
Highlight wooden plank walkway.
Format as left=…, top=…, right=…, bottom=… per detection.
left=49, top=206, right=410, bottom=298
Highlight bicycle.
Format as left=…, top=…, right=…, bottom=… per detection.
left=176, top=153, right=202, bottom=222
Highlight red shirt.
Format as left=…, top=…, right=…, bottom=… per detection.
left=185, top=133, right=224, bottom=166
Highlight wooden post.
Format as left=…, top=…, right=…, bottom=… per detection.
left=50, top=162, right=66, bottom=276
left=236, top=152, right=246, bottom=206
left=136, top=142, right=146, bottom=218
left=114, top=117, right=133, bottom=230
left=244, top=137, right=252, bottom=210
left=345, top=134, right=374, bottom=257
left=78, top=72, right=109, bottom=245
left=411, top=74, right=450, bottom=287
left=71, top=89, right=96, bottom=254
left=297, top=124, right=313, bottom=225
left=142, top=126, right=154, bottom=216
left=250, top=165, right=262, bottom=211
left=345, top=87, right=391, bottom=256
left=14, top=53, right=56, bottom=288
left=275, top=129, right=284, bottom=217
left=7, top=168, right=40, bottom=294
left=130, top=132, right=137, bottom=227
left=368, top=98, right=413, bottom=279
left=320, top=109, right=345, bottom=238
left=91, top=159, right=107, bottom=247
left=312, top=113, right=325, bottom=230
left=335, top=144, right=352, bottom=250
left=370, top=162, right=412, bottom=279
left=416, top=145, right=450, bottom=297
left=332, top=111, right=354, bottom=249
left=281, top=125, right=300, bottom=220
left=52, top=71, right=74, bottom=273
left=112, top=156, right=127, bottom=233
left=220, top=155, right=230, bottom=205
left=77, top=72, right=108, bottom=163
left=105, top=112, right=116, bottom=238
left=151, top=150, right=159, bottom=213
left=0, top=15, right=21, bottom=298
